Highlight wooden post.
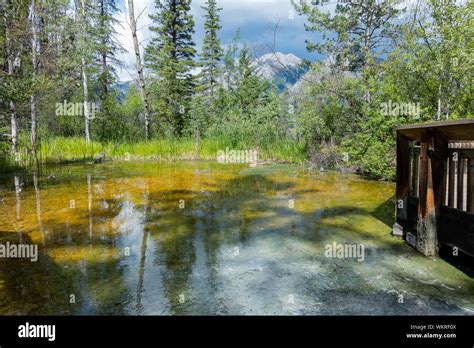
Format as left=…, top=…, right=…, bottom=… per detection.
left=393, top=132, right=410, bottom=237
left=416, top=129, right=447, bottom=256
left=442, top=157, right=448, bottom=206
left=411, top=148, right=419, bottom=197
left=448, top=152, right=457, bottom=208
left=457, top=156, right=465, bottom=210
left=468, top=159, right=474, bottom=214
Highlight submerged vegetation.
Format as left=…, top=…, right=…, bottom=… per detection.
left=1, top=161, right=473, bottom=315
left=0, top=1, right=472, bottom=180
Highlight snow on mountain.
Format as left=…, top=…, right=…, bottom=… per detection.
left=116, top=52, right=310, bottom=96
left=255, top=52, right=303, bottom=79
left=254, top=52, right=309, bottom=91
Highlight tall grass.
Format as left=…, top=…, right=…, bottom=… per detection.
left=0, top=137, right=306, bottom=173
left=3, top=136, right=306, bottom=169
left=0, top=153, right=19, bottom=173
left=0, top=141, right=21, bottom=174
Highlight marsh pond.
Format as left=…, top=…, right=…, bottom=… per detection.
left=0, top=161, right=473, bottom=315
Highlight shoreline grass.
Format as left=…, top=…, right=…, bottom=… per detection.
left=2, top=136, right=307, bottom=171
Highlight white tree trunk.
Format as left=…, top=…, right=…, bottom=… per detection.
left=82, top=56, right=91, bottom=143
left=10, top=100, right=18, bottom=158
left=80, top=0, right=91, bottom=143
left=127, top=0, right=151, bottom=139
left=4, top=9, right=19, bottom=158
left=14, top=175, right=22, bottom=242
left=30, top=0, right=38, bottom=155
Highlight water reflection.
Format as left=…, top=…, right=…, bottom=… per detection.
left=0, top=161, right=473, bottom=315
left=32, top=170, right=45, bottom=245
left=87, top=174, right=93, bottom=239
left=14, top=175, right=22, bottom=243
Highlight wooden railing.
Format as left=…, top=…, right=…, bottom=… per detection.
left=444, top=149, right=474, bottom=213
left=409, top=145, right=420, bottom=198
left=408, top=144, right=474, bottom=215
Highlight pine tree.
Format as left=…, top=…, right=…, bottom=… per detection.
left=145, top=0, right=196, bottom=137
left=198, top=0, right=223, bottom=103
left=1, top=0, right=29, bottom=158
left=234, top=47, right=268, bottom=117
left=95, top=0, right=123, bottom=141
left=291, top=0, right=401, bottom=73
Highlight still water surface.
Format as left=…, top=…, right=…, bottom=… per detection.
left=0, top=161, right=472, bottom=315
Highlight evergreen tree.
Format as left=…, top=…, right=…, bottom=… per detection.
left=96, top=0, right=121, bottom=102
left=145, top=0, right=196, bottom=136
left=198, top=0, right=223, bottom=103
left=95, top=0, right=123, bottom=141
left=233, top=46, right=269, bottom=117
left=291, top=0, right=402, bottom=73
left=1, top=0, right=30, bottom=156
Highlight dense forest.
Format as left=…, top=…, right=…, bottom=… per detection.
left=0, top=0, right=472, bottom=180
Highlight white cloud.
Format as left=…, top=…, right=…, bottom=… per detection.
left=115, top=0, right=314, bottom=81
left=117, top=0, right=423, bottom=81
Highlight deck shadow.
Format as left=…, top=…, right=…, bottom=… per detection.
left=439, top=244, right=474, bottom=278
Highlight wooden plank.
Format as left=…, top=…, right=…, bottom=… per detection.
left=394, top=133, right=411, bottom=237
left=398, top=119, right=474, bottom=141
left=410, top=147, right=420, bottom=197
left=416, top=128, right=447, bottom=256
left=409, top=152, right=414, bottom=196
left=398, top=119, right=474, bottom=130
left=463, top=158, right=468, bottom=211
left=411, top=150, right=419, bottom=196
left=468, top=159, right=474, bottom=214
left=443, top=157, right=449, bottom=206
left=416, top=153, right=420, bottom=197
left=448, top=153, right=457, bottom=208
left=449, top=141, right=474, bottom=149
left=457, top=156, right=465, bottom=211
left=440, top=206, right=474, bottom=256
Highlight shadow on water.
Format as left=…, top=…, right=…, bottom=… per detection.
left=439, top=244, right=474, bottom=278
left=0, top=231, right=78, bottom=315
left=370, top=195, right=396, bottom=228
left=0, top=162, right=472, bottom=315
left=368, top=193, right=473, bottom=278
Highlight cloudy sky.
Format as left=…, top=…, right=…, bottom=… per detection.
left=113, top=0, right=423, bottom=81
left=114, top=0, right=328, bottom=81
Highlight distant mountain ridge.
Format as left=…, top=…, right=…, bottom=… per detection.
left=254, top=52, right=309, bottom=92
left=116, top=52, right=310, bottom=95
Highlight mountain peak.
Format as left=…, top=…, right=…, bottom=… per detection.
left=254, top=52, right=308, bottom=91
left=256, top=52, right=303, bottom=69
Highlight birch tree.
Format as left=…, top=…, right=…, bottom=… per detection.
left=29, top=0, right=38, bottom=155
left=2, top=2, right=27, bottom=159
left=79, top=0, right=91, bottom=143
left=127, top=0, right=151, bottom=139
